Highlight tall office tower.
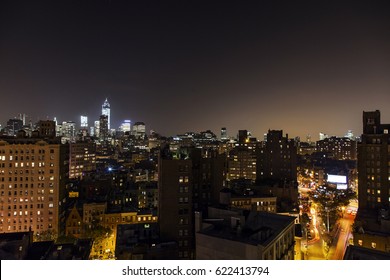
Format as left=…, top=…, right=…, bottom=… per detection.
left=89, top=127, right=95, bottom=137
left=220, top=127, right=228, bottom=141
left=94, top=121, right=100, bottom=138
left=119, top=120, right=131, bottom=133
left=101, top=98, right=111, bottom=130
left=357, top=110, right=390, bottom=211
left=19, top=114, right=26, bottom=126
left=132, top=122, right=146, bottom=139
left=0, top=135, right=68, bottom=237
left=257, top=130, right=297, bottom=182
left=60, top=121, right=76, bottom=143
left=99, top=115, right=109, bottom=141
left=6, top=118, right=23, bottom=136
left=80, top=116, right=88, bottom=128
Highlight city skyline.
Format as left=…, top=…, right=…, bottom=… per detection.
left=1, top=1, right=390, bottom=140
left=0, top=98, right=364, bottom=141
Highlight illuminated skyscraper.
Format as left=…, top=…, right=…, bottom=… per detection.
left=221, top=127, right=228, bottom=141
left=119, top=120, right=131, bottom=133
left=102, top=98, right=111, bottom=130
left=59, top=121, right=76, bottom=143
left=80, top=115, right=88, bottom=128
left=132, top=122, right=146, bottom=139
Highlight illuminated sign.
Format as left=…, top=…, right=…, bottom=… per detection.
left=327, top=174, right=347, bottom=184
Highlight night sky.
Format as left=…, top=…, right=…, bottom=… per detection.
left=1, top=0, right=390, bottom=140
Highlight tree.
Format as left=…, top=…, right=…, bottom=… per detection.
left=34, top=229, right=57, bottom=242
left=309, top=184, right=356, bottom=231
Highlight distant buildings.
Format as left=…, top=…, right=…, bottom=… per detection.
left=316, top=136, right=357, bottom=160
left=57, top=121, right=76, bottom=143
left=119, top=120, right=131, bottom=133
left=68, top=141, right=96, bottom=179
left=80, top=116, right=88, bottom=128
left=227, top=130, right=257, bottom=182
left=5, top=118, right=23, bottom=136
left=101, top=98, right=111, bottom=130
left=99, top=115, right=109, bottom=141
left=132, top=122, right=146, bottom=139
left=220, top=127, right=228, bottom=141
left=257, top=130, right=297, bottom=183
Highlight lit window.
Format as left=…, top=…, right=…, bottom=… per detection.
left=372, top=242, right=377, bottom=249
left=358, top=240, right=363, bottom=246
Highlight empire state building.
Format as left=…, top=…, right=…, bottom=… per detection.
left=102, top=98, right=111, bottom=130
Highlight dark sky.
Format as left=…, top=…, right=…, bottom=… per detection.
left=1, top=0, right=390, bottom=140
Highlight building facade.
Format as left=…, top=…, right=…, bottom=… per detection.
left=357, top=110, right=390, bottom=211
left=316, top=136, right=357, bottom=160
left=69, top=141, right=96, bottom=179
left=0, top=137, right=68, bottom=238
left=257, top=130, right=297, bottom=183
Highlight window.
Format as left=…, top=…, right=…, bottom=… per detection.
left=372, top=242, right=377, bottom=249
left=358, top=240, right=363, bottom=246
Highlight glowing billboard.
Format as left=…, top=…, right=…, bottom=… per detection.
left=327, top=174, right=347, bottom=184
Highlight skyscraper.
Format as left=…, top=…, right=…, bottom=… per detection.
left=80, top=115, right=88, bottom=128
left=99, top=115, right=109, bottom=141
left=119, top=120, right=131, bottom=133
left=220, top=127, right=228, bottom=141
left=101, top=98, right=111, bottom=130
